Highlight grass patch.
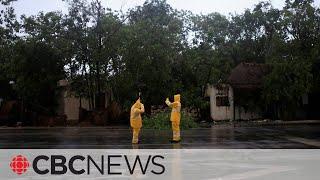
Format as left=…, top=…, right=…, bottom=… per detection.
left=143, top=111, right=199, bottom=130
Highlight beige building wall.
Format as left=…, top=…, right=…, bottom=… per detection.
left=206, top=84, right=262, bottom=121
left=207, top=84, right=234, bottom=121
left=63, top=91, right=90, bottom=121
left=57, top=80, right=90, bottom=122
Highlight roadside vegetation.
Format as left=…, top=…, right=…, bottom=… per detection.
left=143, top=111, right=199, bottom=130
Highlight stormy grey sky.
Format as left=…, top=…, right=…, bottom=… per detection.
left=8, top=0, right=319, bottom=18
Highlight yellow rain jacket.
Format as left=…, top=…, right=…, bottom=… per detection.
left=166, top=94, right=181, bottom=122
left=130, top=99, right=144, bottom=129
left=166, top=94, right=182, bottom=141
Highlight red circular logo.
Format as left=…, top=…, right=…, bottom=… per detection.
left=10, top=155, right=30, bottom=175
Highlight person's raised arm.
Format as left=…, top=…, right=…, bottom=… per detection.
left=140, top=103, right=145, bottom=113
left=165, top=98, right=173, bottom=107
left=134, top=103, right=145, bottom=113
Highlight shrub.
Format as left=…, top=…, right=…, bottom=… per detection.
left=143, top=111, right=199, bottom=130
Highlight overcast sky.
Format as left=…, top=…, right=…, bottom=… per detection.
left=7, top=0, right=320, bottom=18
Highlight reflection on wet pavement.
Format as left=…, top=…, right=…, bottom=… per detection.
left=0, top=125, right=320, bottom=149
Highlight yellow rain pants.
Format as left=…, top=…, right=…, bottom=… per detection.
left=130, top=99, right=144, bottom=144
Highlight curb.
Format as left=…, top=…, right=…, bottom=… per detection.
left=229, top=120, right=320, bottom=127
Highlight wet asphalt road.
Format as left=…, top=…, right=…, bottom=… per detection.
left=0, top=125, right=320, bottom=149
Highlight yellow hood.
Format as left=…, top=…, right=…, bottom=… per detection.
left=174, top=94, right=181, bottom=102
left=133, top=99, right=141, bottom=108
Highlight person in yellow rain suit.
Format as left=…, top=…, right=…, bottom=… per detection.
left=130, top=98, right=145, bottom=144
left=165, top=94, right=181, bottom=143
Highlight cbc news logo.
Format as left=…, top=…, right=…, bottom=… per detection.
left=9, top=154, right=165, bottom=176
left=10, top=155, right=30, bottom=175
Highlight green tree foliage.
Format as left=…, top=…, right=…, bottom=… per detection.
left=0, top=0, right=19, bottom=97
left=11, top=40, right=65, bottom=113
left=62, top=0, right=126, bottom=109
left=263, top=59, right=312, bottom=118
left=261, top=0, right=319, bottom=117
left=113, top=0, right=186, bottom=112
left=1, top=0, right=320, bottom=120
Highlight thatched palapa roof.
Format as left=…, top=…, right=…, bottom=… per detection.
left=227, top=63, right=271, bottom=89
